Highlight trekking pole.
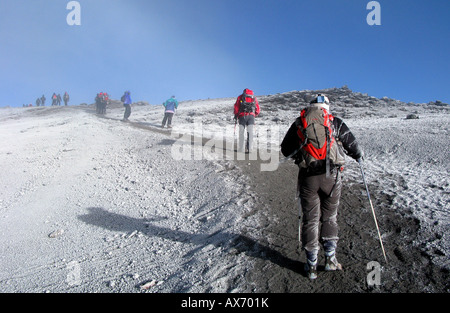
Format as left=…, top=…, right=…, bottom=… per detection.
left=297, top=196, right=302, bottom=245
left=358, top=159, right=388, bottom=264
left=233, top=118, right=238, bottom=153
left=296, top=183, right=302, bottom=252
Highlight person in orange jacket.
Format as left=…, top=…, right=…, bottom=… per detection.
left=234, top=88, right=260, bottom=153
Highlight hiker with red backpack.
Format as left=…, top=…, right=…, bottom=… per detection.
left=51, top=93, right=58, bottom=106
left=234, top=88, right=260, bottom=153
left=281, top=94, right=363, bottom=280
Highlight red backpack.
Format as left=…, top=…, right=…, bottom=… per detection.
left=239, top=89, right=256, bottom=113
left=296, top=106, right=345, bottom=172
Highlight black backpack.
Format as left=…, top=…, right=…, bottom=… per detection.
left=239, top=90, right=256, bottom=113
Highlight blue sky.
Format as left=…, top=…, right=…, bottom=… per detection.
left=0, top=0, right=449, bottom=107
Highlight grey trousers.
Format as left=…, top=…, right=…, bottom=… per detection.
left=299, top=170, right=342, bottom=257
left=238, top=115, right=255, bottom=152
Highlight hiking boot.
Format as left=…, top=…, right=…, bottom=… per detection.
left=304, top=260, right=318, bottom=280
left=324, top=254, right=342, bottom=271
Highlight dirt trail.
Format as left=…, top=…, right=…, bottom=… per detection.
left=234, top=155, right=449, bottom=292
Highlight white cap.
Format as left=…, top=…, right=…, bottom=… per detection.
left=310, top=94, right=330, bottom=111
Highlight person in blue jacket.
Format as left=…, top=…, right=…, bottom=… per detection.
left=162, top=95, right=179, bottom=128
left=121, top=91, right=132, bottom=122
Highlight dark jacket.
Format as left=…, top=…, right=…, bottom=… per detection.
left=281, top=115, right=363, bottom=176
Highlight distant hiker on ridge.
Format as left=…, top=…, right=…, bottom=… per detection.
left=40, top=95, right=46, bottom=106
left=234, top=88, right=260, bottom=153
left=103, top=92, right=109, bottom=114
left=162, top=95, right=179, bottom=128
left=51, top=93, right=58, bottom=106
left=95, top=92, right=108, bottom=115
left=121, top=91, right=132, bottom=122
left=95, top=93, right=101, bottom=114
left=63, top=92, right=70, bottom=106
left=281, top=93, right=363, bottom=280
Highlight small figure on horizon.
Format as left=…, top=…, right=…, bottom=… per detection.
left=63, top=92, right=70, bottom=106
left=121, top=91, right=132, bottom=122
left=95, top=93, right=101, bottom=113
left=162, top=95, right=179, bottom=128
left=51, top=93, right=58, bottom=106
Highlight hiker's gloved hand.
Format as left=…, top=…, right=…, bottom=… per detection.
left=356, top=155, right=365, bottom=164
left=355, top=150, right=364, bottom=163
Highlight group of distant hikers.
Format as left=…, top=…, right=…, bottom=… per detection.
left=49, top=92, right=70, bottom=106
left=24, top=92, right=70, bottom=107
left=98, top=90, right=179, bottom=127
left=95, top=92, right=110, bottom=115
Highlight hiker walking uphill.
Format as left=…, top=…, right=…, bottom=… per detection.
left=95, top=93, right=101, bottom=114
left=234, top=88, right=260, bottom=153
left=51, top=93, right=58, bottom=106
left=162, top=96, right=178, bottom=128
left=121, top=91, right=132, bottom=122
left=63, top=92, right=70, bottom=106
left=280, top=94, right=363, bottom=280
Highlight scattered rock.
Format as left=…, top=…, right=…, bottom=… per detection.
left=48, top=229, right=64, bottom=238
left=140, top=280, right=159, bottom=290
left=406, top=114, right=419, bottom=119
